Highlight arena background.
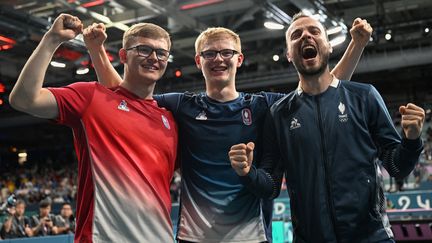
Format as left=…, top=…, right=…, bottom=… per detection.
left=0, top=0, right=431, bottom=242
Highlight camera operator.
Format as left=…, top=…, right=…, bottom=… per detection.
left=30, top=199, right=56, bottom=236
left=0, top=199, right=32, bottom=238
left=53, top=202, right=75, bottom=235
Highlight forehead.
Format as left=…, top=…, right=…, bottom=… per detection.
left=287, top=17, right=326, bottom=36
left=201, top=35, right=236, bottom=50
left=129, top=36, right=169, bottom=50
left=16, top=203, right=25, bottom=208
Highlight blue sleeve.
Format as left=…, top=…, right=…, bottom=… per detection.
left=262, top=92, right=286, bottom=107
left=240, top=109, right=284, bottom=199
left=153, top=93, right=183, bottom=115
left=368, top=85, right=423, bottom=179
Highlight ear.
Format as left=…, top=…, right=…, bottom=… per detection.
left=286, top=51, right=292, bottom=62
left=236, top=53, right=244, bottom=67
left=195, top=54, right=202, bottom=69
left=119, top=48, right=127, bottom=64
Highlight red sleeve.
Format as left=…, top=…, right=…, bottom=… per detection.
left=47, top=82, right=97, bottom=127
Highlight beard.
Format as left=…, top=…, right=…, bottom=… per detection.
left=292, top=51, right=330, bottom=76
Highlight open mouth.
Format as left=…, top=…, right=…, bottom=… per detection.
left=301, top=45, right=318, bottom=59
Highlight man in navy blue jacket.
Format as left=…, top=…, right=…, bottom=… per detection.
left=229, top=12, right=425, bottom=243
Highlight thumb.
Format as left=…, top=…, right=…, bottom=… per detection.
left=352, top=18, right=361, bottom=26
left=399, top=105, right=406, bottom=115
left=246, top=142, right=255, bottom=164
left=246, top=142, right=255, bottom=151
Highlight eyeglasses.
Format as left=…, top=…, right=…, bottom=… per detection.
left=125, top=45, right=170, bottom=61
left=200, top=49, right=239, bottom=60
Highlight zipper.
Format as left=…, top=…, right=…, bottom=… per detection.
left=316, top=96, right=340, bottom=242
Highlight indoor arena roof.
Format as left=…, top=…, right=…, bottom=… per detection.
left=0, top=0, right=431, bottom=147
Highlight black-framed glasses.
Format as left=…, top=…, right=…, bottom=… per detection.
left=125, top=45, right=170, bottom=61
left=200, top=49, right=239, bottom=60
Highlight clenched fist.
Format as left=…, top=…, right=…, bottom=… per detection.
left=399, top=103, right=425, bottom=139
left=83, top=23, right=107, bottom=50
left=350, top=18, right=373, bottom=48
left=229, top=142, right=255, bottom=176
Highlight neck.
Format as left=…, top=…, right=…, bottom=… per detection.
left=206, top=83, right=239, bottom=102
left=121, top=79, right=155, bottom=99
left=299, top=68, right=334, bottom=95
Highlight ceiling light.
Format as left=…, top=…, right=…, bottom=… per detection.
left=264, top=21, right=284, bottom=30
left=272, top=54, right=279, bottom=62
left=327, top=26, right=343, bottom=35
left=76, top=67, right=89, bottom=75
left=50, top=61, right=66, bottom=68
left=301, top=9, right=314, bottom=16
left=329, top=35, right=346, bottom=47
left=385, top=33, right=392, bottom=41
left=425, top=27, right=430, bottom=33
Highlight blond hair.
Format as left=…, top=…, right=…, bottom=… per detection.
left=194, top=27, right=241, bottom=54
left=123, top=23, right=171, bottom=50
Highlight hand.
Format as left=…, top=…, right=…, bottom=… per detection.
left=350, top=18, right=373, bottom=48
left=43, top=217, right=53, bottom=228
left=83, top=23, right=107, bottom=50
left=399, top=103, right=425, bottom=139
left=7, top=207, right=16, bottom=216
left=46, top=14, right=83, bottom=43
left=229, top=142, right=255, bottom=176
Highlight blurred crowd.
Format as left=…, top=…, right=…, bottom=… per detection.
left=0, top=199, right=75, bottom=239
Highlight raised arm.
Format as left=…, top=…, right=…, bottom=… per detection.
left=9, top=14, right=83, bottom=119
left=83, top=23, right=123, bottom=88
left=331, top=18, right=373, bottom=80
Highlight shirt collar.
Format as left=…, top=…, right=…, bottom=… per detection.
left=296, top=75, right=340, bottom=95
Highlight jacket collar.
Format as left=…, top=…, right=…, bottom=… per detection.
left=296, top=75, right=340, bottom=95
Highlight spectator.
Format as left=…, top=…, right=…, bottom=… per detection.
left=1, top=199, right=32, bottom=238
left=29, top=199, right=56, bottom=236
left=53, top=202, right=75, bottom=235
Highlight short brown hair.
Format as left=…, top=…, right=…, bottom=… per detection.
left=195, top=27, right=241, bottom=54
left=287, top=12, right=328, bottom=38
left=123, top=23, right=171, bottom=50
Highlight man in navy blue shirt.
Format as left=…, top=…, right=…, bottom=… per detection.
left=85, top=19, right=372, bottom=242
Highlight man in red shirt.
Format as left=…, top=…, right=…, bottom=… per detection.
left=9, top=14, right=178, bottom=242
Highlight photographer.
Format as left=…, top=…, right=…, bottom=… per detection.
left=52, top=202, right=75, bottom=234
left=1, top=199, right=32, bottom=238
left=30, top=199, right=56, bottom=236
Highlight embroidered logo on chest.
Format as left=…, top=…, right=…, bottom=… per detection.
left=117, top=100, right=130, bottom=112
left=338, top=102, right=348, bottom=122
left=195, top=110, right=207, bottom=120
left=161, top=115, right=171, bottom=130
left=242, top=108, right=252, bottom=125
left=290, top=117, right=301, bottom=130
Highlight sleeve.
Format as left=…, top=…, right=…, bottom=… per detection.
left=47, top=82, right=97, bottom=127
left=153, top=93, right=183, bottom=115
left=239, top=110, right=284, bottom=199
left=29, top=216, right=39, bottom=228
left=368, top=85, right=423, bottom=179
left=262, top=92, right=286, bottom=107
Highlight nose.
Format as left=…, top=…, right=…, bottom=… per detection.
left=300, top=31, right=313, bottom=40
left=213, top=52, right=224, bottom=61
left=146, top=50, right=158, bottom=63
